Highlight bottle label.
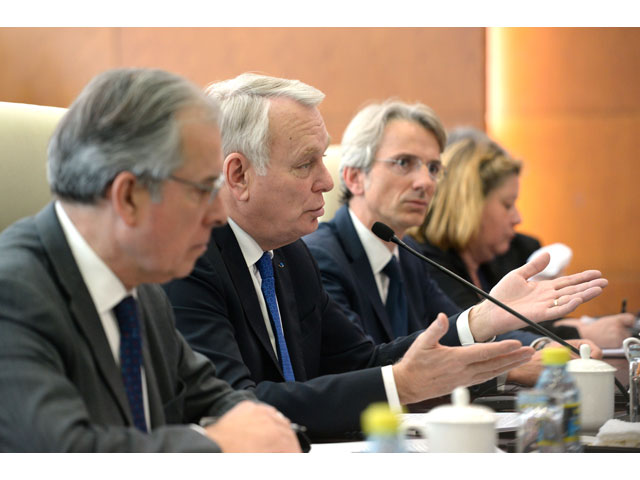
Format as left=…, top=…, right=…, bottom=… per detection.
left=563, top=401, right=580, bottom=442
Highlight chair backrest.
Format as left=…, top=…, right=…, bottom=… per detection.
left=0, top=102, right=345, bottom=230
left=319, top=144, right=343, bottom=223
left=0, top=102, right=66, bottom=232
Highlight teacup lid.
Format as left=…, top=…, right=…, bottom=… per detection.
left=567, top=344, right=616, bottom=373
left=425, top=387, right=495, bottom=424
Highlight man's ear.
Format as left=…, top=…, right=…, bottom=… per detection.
left=109, top=171, right=148, bottom=226
left=342, top=166, right=366, bottom=197
left=224, top=152, right=253, bottom=202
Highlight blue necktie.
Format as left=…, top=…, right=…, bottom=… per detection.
left=383, top=256, right=409, bottom=338
left=256, top=252, right=296, bottom=382
left=113, top=296, right=148, bottom=432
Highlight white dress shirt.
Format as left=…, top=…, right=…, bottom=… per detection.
left=55, top=201, right=151, bottom=429
left=348, top=208, right=477, bottom=345
left=227, top=218, right=284, bottom=358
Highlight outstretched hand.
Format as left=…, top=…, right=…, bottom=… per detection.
left=469, top=253, right=608, bottom=340
left=393, top=313, right=534, bottom=405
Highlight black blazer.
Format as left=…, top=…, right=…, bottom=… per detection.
left=164, top=222, right=421, bottom=439
left=0, top=204, right=253, bottom=452
left=302, top=205, right=461, bottom=345
left=408, top=235, right=577, bottom=343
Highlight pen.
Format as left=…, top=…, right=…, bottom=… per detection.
left=290, top=423, right=307, bottom=433
left=621, top=298, right=627, bottom=313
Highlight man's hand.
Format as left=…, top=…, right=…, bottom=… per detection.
left=555, top=313, right=635, bottom=348
left=506, top=338, right=602, bottom=386
left=205, top=401, right=301, bottom=452
left=469, top=253, right=608, bottom=340
left=392, top=313, right=534, bottom=405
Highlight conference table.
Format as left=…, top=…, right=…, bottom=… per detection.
left=309, top=351, right=640, bottom=453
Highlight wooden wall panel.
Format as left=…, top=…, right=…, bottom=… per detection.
left=120, top=27, right=486, bottom=140
left=0, top=28, right=119, bottom=107
left=0, top=27, right=486, bottom=140
left=488, top=27, right=640, bottom=316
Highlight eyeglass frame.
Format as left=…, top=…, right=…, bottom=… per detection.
left=377, top=154, right=446, bottom=182
left=166, top=173, right=225, bottom=204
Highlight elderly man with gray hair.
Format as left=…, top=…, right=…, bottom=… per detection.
left=0, top=68, right=300, bottom=452
left=164, top=73, right=606, bottom=440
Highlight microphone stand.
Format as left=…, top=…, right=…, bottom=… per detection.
left=375, top=224, right=629, bottom=401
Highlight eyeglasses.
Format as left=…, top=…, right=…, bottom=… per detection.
left=167, top=174, right=225, bottom=204
left=378, top=154, right=446, bottom=182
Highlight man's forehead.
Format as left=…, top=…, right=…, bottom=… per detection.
left=376, top=120, right=440, bottom=154
left=268, top=98, right=328, bottom=148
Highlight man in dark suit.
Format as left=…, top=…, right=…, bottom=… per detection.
left=303, top=101, right=605, bottom=387
left=163, top=74, right=608, bottom=439
left=301, top=101, right=467, bottom=346
left=0, top=68, right=300, bottom=452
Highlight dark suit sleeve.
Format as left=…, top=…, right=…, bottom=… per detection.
left=164, top=241, right=418, bottom=439
left=139, top=285, right=256, bottom=422
left=0, top=274, right=231, bottom=452
left=306, top=237, right=461, bottom=346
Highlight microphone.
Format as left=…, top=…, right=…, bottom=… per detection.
left=372, top=221, right=629, bottom=399
left=372, top=221, right=572, bottom=345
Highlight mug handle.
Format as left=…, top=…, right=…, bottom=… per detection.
left=623, top=337, right=640, bottom=362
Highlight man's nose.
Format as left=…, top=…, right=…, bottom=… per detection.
left=204, top=187, right=228, bottom=228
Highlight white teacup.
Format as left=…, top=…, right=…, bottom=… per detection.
left=421, top=387, right=496, bottom=453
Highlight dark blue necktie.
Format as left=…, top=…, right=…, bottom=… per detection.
left=383, top=256, right=409, bottom=338
left=113, top=296, right=148, bottom=432
left=256, top=252, right=295, bottom=382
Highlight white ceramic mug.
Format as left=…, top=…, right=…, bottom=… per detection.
left=567, top=344, right=616, bottom=432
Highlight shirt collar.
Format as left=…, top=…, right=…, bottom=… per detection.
left=348, top=207, right=399, bottom=275
left=227, top=217, right=272, bottom=267
left=55, top=201, right=133, bottom=315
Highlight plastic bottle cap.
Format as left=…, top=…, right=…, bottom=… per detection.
left=361, top=402, right=400, bottom=435
left=541, top=346, right=570, bottom=365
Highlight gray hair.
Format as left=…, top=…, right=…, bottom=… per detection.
left=446, top=126, right=492, bottom=148
left=47, top=68, right=220, bottom=203
left=339, top=100, right=447, bottom=204
left=204, top=73, right=325, bottom=175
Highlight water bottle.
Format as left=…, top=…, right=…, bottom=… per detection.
left=361, top=402, right=405, bottom=453
left=516, top=389, right=564, bottom=452
left=535, top=347, right=582, bottom=452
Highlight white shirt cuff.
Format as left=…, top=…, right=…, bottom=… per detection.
left=381, top=365, right=402, bottom=412
left=456, top=307, right=476, bottom=345
left=190, top=423, right=209, bottom=436
left=457, top=307, right=496, bottom=345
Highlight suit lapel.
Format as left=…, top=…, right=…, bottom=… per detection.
left=333, top=207, right=394, bottom=341
left=213, top=225, right=281, bottom=374
left=136, top=288, right=165, bottom=428
left=34, top=204, right=133, bottom=425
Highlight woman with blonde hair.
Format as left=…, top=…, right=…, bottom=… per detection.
left=408, top=129, right=634, bottom=347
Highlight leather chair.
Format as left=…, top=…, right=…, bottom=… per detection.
left=0, top=102, right=66, bottom=232
left=318, top=144, right=342, bottom=223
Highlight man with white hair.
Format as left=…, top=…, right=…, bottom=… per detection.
left=164, top=73, right=606, bottom=439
